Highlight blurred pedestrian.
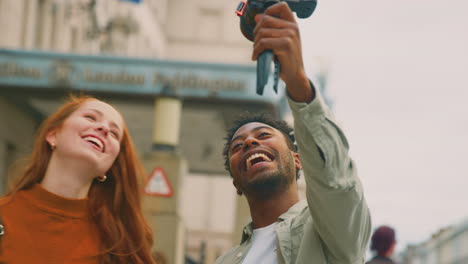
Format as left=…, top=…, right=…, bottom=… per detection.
left=366, top=225, right=397, bottom=264
left=0, top=95, right=156, bottom=264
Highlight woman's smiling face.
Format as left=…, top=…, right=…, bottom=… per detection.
left=46, top=100, right=124, bottom=176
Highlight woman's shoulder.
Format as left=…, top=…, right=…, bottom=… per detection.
left=0, top=194, right=17, bottom=209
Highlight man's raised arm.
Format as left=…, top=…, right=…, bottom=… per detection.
left=254, top=2, right=372, bottom=263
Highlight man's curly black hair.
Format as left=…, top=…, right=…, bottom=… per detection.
left=222, top=112, right=300, bottom=179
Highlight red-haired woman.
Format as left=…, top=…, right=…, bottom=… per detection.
left=0, top=96, right=156, bottom=264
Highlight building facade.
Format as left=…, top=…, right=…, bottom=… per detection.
left=400, top=218, right=468, bottom=264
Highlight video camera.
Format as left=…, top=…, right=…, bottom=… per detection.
left=235, top=0, right=317, bottom=95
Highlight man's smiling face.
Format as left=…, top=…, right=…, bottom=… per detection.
left=228, top=122, right=301, bottom=199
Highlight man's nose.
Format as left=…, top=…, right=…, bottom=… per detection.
left=243, top=136, right=259, bottom=151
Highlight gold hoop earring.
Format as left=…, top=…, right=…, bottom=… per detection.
left=96, top=175, right=107, bottom=182
left=50, top=143, right=56, bottom=151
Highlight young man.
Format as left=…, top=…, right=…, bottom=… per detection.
left=216, top=2, right=371, bottom=264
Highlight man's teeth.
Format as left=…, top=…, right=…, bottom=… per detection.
left=246, top=153, right=271, bottom=169
left=83, top=136, right=103, bottom=151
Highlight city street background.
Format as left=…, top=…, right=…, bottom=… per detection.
left=0, top=0, right=467, bottom=262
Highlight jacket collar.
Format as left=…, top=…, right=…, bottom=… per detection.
left=371, top=256, right=394, bottom=263
left=240, top=200, right=307, bottom=244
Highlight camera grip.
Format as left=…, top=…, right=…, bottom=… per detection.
left=257, top=50, right=274, bottom=95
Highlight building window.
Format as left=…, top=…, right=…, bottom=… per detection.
left=197, top=8, right=222, bottom=42
left=50, top=3, right=58, bottom=50
left=70, top=27, right=79, bottom=52
left=21, top=0, right=30, bottom=48
left=35, top=0, right=45, bottom=48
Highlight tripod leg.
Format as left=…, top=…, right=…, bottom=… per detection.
left=257, top=49, right=274, bottom=95
left=272, top=56, right=280, bottom=94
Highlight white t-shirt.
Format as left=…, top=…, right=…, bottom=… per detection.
left=242, top=223, right=278, bottom=264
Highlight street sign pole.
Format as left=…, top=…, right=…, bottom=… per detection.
left=141, top=92, right=186, bottom=264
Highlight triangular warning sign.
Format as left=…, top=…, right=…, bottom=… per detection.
left=144, top=167, right=173, bottom=197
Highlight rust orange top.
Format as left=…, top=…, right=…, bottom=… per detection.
left=0, top=184, right=100, bottom=264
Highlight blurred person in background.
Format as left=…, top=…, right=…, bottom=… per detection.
left=366, top=226, right=397, bottom=264
left=216, top=2, right=371, bottom=264
left=0, top=95, right=156, bottom=264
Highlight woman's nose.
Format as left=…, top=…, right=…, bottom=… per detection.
left=96, top=123, right=110, bottom=135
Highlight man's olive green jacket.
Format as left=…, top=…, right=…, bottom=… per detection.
left=215, top=88, right=372, bottom=264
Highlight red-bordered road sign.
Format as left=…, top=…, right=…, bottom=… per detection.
left=144, top=167, right=174, bottom=197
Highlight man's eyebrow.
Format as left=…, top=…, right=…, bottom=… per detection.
left=88, top=109, right=121, bottom=132
left=230, top=125, right=274, bottom=146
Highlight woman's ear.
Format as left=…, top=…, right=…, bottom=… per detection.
left=46, top=130, right=57, bottom=149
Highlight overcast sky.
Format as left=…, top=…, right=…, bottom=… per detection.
left=298, top=0, right=468, bottom=252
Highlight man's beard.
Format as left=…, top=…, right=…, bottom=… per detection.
left=241, top=152, right=295, bottom=201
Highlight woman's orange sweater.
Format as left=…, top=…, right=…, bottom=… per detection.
left=0, top=184, right=100, bottom=264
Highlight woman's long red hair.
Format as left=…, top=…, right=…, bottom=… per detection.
left=7, top=95, right=156, bottom=264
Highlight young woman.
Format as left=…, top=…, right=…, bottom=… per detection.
left=0, top=95, right=156, bottom=264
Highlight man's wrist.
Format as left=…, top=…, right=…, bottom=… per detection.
left=286, top=73, right=315, bottom=103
